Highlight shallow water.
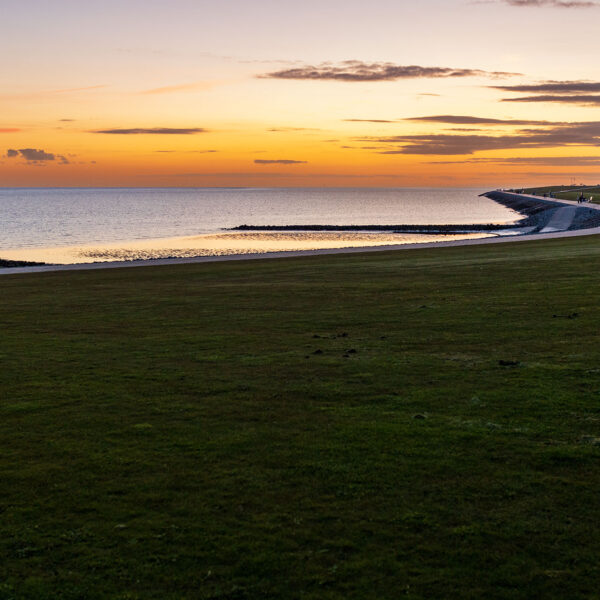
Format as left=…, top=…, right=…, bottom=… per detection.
left=0, top=231, right=497, bottom=265
left=0, top=187, right=516, bottom=263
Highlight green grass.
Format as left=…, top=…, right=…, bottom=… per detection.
left=1, top=237, right=600, bottom=599
left=521, top=185, right=600, bottom=203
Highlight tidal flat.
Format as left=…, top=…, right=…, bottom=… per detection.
left=0, top=230, right=494, bottom=265
left=1, top=236, right=599, bottom=599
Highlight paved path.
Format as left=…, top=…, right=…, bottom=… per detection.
left=505, top=192, right=598, bottom=211
left=3, top=192, right=600, bottom=277
left=540, top=206, right=578, bottom=233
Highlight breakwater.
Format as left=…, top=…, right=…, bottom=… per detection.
left=230, top=192, right=538, bottom=234
left=482, top=191, right=600, bottom=231
left=229, top=192, right=600, bottom=235
left=0, top=259, right=46, bottom=268
left=231, top=223, right=514, bottom=233
left=482, top=191, right=568, bottom=215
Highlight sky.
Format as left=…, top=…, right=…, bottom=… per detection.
left=2, top=0, right=600, bottom=187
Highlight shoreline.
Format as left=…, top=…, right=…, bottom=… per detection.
left=3, top=191, right=600, bottom=276
left=3, top=223, right=600, bottom=276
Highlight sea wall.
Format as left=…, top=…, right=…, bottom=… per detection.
left=232, top=223, right=515, bottom=233
left=483, top=191, right=569, bottom=215
left=231, top=191, right=600, bottom=234
left=483, top=191, right=600, bottom=231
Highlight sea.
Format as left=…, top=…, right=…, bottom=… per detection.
left=0, top=187, right=519, bottom=264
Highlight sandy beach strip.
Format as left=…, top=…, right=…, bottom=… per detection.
left=0, top=230, right=495, bottom=266
left=2, top=224, right=600, bottom=276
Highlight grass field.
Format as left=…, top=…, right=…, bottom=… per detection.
left=1, top=237, right=600, bottom=599
left=520, top=185, right=600, bottom=203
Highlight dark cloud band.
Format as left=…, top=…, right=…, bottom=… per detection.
left=6, top=148, right=69, bottom=163
left=260, top=61, right=519, bottom=82
left=92, top=128, right=206, bottom=135
left=502, top=95, right=600, bottom=105
left=493, top=81, right=600, bottom=93
left=427, top=156, right=600, bottom=165
left=254, top=159, right=307, bottom=165
left=405, top=115, right=556, bottom=125
left=493, top=81, right=600, bottom=105
left=358, top=121, right=600, bottom=155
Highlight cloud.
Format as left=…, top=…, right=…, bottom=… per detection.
left=376, top=135, right=532, bottom=154
left=254, top=159, right=307, bottom=164
left=260, top=60, right=520, bottom=82
left=92, top=127, right=206, bottom=134
left=359, top=121, right=600, bottom=155
left=405, top=115, right=556, bottom=125
left=17, top=148, right=56, bottom=161
left=5, top=148, right=70, bottom=163
left=502, top=95, right=600, bottom=105
left=59, top=119, right=75, bottom=122
left=506, top=171, right=600, bottom=177
left=0, top=128, right=20, bottom=133
left=341, top=145, right=383, bottom=150
left=427, top=156, right=600, bottom=165
left=500, top=0, right=598, bottom=7
left=493, top=81, right=600, bottom=105
left=494, top=81, right=600, bottom=93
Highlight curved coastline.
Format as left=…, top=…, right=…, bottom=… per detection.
left=482, top=190, right=600, bottom=232
left=229, top=191, right=600, bottom=234
left=3, top=190, right=600, bottom=275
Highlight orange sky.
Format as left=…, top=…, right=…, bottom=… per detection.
left=2, top=0, right=600, bottom=187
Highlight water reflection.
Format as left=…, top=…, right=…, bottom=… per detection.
left=0, top=231, right=495, bottom=265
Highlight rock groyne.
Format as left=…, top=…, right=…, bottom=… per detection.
left=231, top=223, right=515, bottom=233
left=229, top=191, right=600, bottom=235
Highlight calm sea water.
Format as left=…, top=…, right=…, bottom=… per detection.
left=0, top=187, right=515, bottom=251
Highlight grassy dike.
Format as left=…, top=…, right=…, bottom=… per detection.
left=1, top=237, right=600, bottom=599
left=521, top=186, right=600, bottom=203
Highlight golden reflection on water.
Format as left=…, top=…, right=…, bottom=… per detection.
left=1, top=231, right=495, bottom=265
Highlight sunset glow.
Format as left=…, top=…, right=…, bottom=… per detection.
left=3, top=0, right=600, bottom=187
